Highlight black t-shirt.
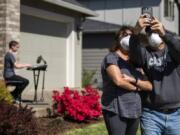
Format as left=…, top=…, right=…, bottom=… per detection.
left=3, top=52, right=16, bottom=79
left=129, top=32, right=180, bottom=109
left=101, top=52, right=143, bottom=118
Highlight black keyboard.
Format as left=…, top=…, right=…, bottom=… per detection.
left=27, top=64, right=47, bottom=71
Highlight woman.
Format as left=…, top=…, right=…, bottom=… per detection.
left=101, top=26, right=152, bottom=135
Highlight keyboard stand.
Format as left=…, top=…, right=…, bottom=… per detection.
left=40, top=69, right=46, bottom=102
left=33, top=70, right=40, bottom=102
left=27, top=64, right=48, bottom=104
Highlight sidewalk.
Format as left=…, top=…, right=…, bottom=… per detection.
left=21, top=90, right=54, bottom=117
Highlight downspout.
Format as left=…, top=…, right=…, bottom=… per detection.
left=175, top=0, right=180, bottom=35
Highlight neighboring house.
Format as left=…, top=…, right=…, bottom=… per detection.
left=77, top=0, right=179, bottom=87
left=0, top=0, right=97, bottom=92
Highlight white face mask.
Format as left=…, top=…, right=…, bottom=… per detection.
left=120, top=35, right=130, bottom=51
left=148, top=33, right=162, bottom=48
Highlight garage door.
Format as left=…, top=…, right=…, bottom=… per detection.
left=19, top=14, right=68, bottom=91
left=82, top=33, right=114, bottom=88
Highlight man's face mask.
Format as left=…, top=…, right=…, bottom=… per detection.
left=148, top=33, right=162, bottom=48
left=120, top=35, right=131, bottom=51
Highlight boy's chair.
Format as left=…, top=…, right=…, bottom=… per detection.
left=5, top=80, right=24, bottom=104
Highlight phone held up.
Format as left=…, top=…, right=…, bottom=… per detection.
left=142, top=7, right=153, bottom=33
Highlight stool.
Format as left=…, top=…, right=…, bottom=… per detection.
left=5, top=80, right=24, bottom=104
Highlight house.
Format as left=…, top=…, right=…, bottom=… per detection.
left=0, top=0, right=97, bottom=93
left=77, top=0, right=180, bottom=87
left=82, top=19, right=121, bottom=87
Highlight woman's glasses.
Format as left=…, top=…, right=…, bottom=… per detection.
left=121, top=31, right=132, bottom=37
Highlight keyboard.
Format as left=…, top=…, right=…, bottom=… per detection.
left=27, top=64, right=47, bottom=71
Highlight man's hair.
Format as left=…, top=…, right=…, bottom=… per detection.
left=9, top=40, right=19, bottom=49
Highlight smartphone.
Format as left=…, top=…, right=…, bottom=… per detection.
left=142, top=7, right=153, bottom=33
left=141, top=7, right=153, bottom=19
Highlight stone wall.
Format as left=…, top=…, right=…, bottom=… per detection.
left=0, top=0, right=20, bottom=77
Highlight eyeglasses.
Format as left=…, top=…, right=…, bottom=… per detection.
left=122, top=31, right=132, bottom=37
left=119, top=31, right=132, bottom=40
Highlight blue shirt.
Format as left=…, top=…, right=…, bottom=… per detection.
left=3, top=52, right=16, bottom=79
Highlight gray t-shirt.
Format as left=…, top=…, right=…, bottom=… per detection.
left=101, top=52, right=143, bottom=118
left=3, top=52, right=16, bottom=79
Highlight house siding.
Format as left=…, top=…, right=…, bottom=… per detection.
left=82, top=33, right=114, bottom=87
left=78, top=0, right=179, bottom=87
left=78, top=0, right=179, bottom=34
left=0, top=0, right=96, bottom=89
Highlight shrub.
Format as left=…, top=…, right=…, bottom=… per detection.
left=82, top=69, right=96, bottom=87
left=0, top=80, right=13, bottom=103
left=52, top=86, right=102, bottom=122
left=0, top=101, right=38, bottom=135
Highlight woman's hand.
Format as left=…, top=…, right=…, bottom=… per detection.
left=122, top=73, right=152, bottom=91
left=122, top=74, right=136, bottom=83
left=106, top=65, right=137, bottom=91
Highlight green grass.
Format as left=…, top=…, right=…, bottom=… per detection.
left=62, top=122, right=141, bottom=135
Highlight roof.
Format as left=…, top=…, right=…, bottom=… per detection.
left=43, top=0, right=98, bottom=17
left=62, top=0, right=84, bottom=7
left=82, top=19, right=121, bottom=33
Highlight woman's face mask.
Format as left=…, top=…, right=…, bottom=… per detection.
left=148, top=33, right=162, bottom=48
left=120, top=35, right=131, bottom=51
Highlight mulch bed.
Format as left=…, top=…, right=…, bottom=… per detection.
left=37, top=116, right=104, bottom=135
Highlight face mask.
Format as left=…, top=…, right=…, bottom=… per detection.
left=148, top=33, right=162, bottom=48
left=120, top=35, right=130, bottom=51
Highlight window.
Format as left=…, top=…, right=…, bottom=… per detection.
left=164, top=0, right=174, bottom=20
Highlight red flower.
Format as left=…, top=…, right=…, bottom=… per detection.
left=52, top=86, right=102, bottom=122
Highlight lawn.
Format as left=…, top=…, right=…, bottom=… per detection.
left=62, top=122, right=107, bottom=135
left=62, top=121, right=141, bottom=135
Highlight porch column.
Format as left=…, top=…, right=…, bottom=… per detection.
left=0, top=0, right=20, bottom=77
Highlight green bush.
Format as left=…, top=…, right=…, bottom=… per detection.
left=0, top=80, right=13, bottom=103
left=82, top=69, right=96, bottom=87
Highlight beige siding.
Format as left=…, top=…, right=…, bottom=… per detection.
left=19, top=14, right=68, bottom=92
left=19, top=32, right=67, bottom=91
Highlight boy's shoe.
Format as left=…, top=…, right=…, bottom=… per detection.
left=12, top=98, right=21, bottom=104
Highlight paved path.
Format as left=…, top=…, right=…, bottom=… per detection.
left=21, top=90, right=54, bottom=117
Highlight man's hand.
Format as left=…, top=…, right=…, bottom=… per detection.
left=134, top=15, right=151, bottom=35
left=25, top=64, right=32, bottom=68
left=150, top=17, right=166, bottom=36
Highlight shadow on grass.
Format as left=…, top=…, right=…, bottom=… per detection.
left=62, top=122, right=141, bottom=135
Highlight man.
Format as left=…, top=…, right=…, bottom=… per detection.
left=129, top=15, right=180, bottom=135
left=3, top=40, right=31, bottom=102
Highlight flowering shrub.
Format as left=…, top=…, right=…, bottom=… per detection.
left=52, top=86, right=102, bottom=122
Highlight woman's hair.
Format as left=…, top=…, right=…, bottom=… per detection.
left=109, top=25, right=134, bottom=52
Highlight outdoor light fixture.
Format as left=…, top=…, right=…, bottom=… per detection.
left=76, top=24, right=83, bottom=40
left=76, top=17, right=86, bottom=40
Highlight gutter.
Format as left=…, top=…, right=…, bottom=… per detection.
left=43, top=0, right=98, bottom=17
